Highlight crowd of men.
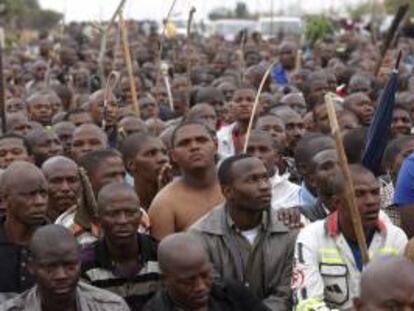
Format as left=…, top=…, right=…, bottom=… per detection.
left=1, top=12, right=414, bottom=311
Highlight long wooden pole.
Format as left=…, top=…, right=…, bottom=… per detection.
left=98, top=0, right=127, bottom=85
left=243, top=61, right=277, bottom=153
left=325, top=93, right=369, bottom=264
left=119, top=11, right=140, bottom=117
left=0, top=42, right=6, bottom=133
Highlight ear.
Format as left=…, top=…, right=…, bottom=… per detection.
left=222, top=184, right=232, bottom=200
left=126, top=159, right=135, bottom=174
left=27, top=259, right=35, bottom=276
left=170, top=149, right=178, bottom=164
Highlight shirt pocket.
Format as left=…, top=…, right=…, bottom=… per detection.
left=320, top=263, right=349, bottom=306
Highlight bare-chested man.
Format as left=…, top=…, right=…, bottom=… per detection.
left=149, top=122, right=223, bottom=240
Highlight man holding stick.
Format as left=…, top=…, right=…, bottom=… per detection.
left=292, top=165, right=407, bottom=310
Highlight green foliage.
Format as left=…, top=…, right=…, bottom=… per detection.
left=0, top=0, right=62, bottom=31
left=347, top=1, right=372, bottom=20
left=384, top=0, right=414, bottom=16
left=305, top=15, right=334, bottom=45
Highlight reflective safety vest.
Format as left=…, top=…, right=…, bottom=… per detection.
left=292, top=212, right=407, bottom=311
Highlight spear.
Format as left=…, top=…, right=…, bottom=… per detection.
left=0, top=41, right=6, bottom=134
left=243, top=61, right=277, bottom=153
left=119, top=11, right=140, bottom=117
left=325, top=92, right=369, bottom=264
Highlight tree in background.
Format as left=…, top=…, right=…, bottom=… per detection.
left=0, top=0, right=62, bottom=32
left=209, top=1, right=254, bottom=20
left=384, top=0, right=414, bottom=16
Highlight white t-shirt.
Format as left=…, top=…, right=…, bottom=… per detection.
left=240, top=226, right=260, bottom=245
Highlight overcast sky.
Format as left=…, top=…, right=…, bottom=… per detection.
left=39, top=0, right=362, bottom=22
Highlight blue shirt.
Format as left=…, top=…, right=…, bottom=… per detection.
left=394, top=152, right=414, bottom=206
left=271, top=64, right=289, bottom=85
left=298, top=182, right=317, bottom=207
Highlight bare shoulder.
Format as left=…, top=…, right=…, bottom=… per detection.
left=149, top=179, right=185, bottom=212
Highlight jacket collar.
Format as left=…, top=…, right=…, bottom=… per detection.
left=325, top=211, right=387, bottom=237
left=194, top=203, right=289, bottom=235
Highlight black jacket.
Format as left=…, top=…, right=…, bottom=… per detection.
left=143, top=281, right=270, bottom=311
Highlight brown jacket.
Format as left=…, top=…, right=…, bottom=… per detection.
left=189, top=204, right=298, bottom=311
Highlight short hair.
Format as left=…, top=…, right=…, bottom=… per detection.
left=383, top=135, right=414, bottom=170
left=64, top=108, right=88, bottom=121
left=120, top=132, right=157, bottom=164
left=79, top=148, right=121, bottom=177
left=0, top=133, right=32, bottom=155
left=343, top=127, right=368, bottom=164
left=294, top=133, right=333, bottom=168
left=170, top=120, right=216, bottom=148
left=218, top=154, right=252, bottom=186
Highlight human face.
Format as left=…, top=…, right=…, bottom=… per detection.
left=99, top=191, right=141, bottom=244
left=71, top=128, right=107, bottom=162
left=280, top=45, right=296, bottom=70
left=309, top=79, right=330, bottom=107
left=30, top=242, right=80, bottom=303
left=246, top=137, right=277, bottom=176
left=32, top=132, right=63, bottom=165
left=140, top=99, right=159, bottom=120
left=219, top=84, right=236, bottom=102
left=225, top=158, right=271, bottom=211
left=347, top=95, right=374, bottom=126
left=46, top=164, right=81, bottom=214
left=165, top=259, right=212, bottom=310
left=90, top=156, right=126, bottom=194
left=0, top=138, right=30, bottom=169
left=339, top=172, right=380, bottom=230
left=6, top=99, right=26, bottom=114
left=233, top=89, right=255, bottom=122
left=172, top=125, right=216, bottom=171
left=33, top=63, right=47, bottom=81
left=130, top=138, right=169, bottom=182
left=7, top=171, right=48, bottom=226
left=54, top=124, right=75, bottom=155
left=256, top=116, right=287, bottom=149
left=391, top=140, right=414, bottom=183
left=90, top=97, right=118, bottom=128
left=314, top=104, right=331, bottom=134
left=68, top=112, right=93, bottom=127
left=7, top=116, right=32, bottom=136
left=192, top=107, right=217, bottom=131
left=285, top=115, right=305, bottom=150
left=391, top=109, right=412, bottom=138
left=28, top=99, right=53, bottom=126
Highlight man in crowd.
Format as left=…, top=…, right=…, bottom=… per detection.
left=293, top=165, right=407, bottom=310
left=25, top=128, right=63, bottom=167
left=71, top=123, right=108, bottom=163
left=149, top=122, right=223, bottom=240
left=190, top=155, right=297, bottom=310
left=42, top=156, right=81, bottom=222
left=144, top=232, right=269, bottom=311
left=0, top=162, right=48, bottom=302
left=121, top=133, right=169, bottom=210
left=0, top=134, right=32, bottom=169
left=81, top=182, right=160, bottom=310
left=1, top=224, right=131, bottom=310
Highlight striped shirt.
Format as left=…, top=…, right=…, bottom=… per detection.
left=80, top=233, right=161, bottom=311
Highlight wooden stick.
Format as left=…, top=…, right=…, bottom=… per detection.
left=325, top=92, right=370, bottom=264
left=243, top=61, right=277, bottom=153
left=186, top=7, right=196, bottom=93
left=119, top=11, right=140, bottom=117
left=0, top=42, right=6, bottom=134
left=98, top=0, right=127, bottom=85
left=102, top=71, right=120, bottom=130
left=295, top=49, right=302, bottom=71
left=154, top=0, right=179, bottom=91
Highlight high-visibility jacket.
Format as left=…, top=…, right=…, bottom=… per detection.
left=292, top=212, right=407, bottom=311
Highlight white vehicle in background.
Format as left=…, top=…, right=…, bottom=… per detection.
left=208, top=19, right=257, bottom=41
left=257, top=16, right=303, bottom=39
